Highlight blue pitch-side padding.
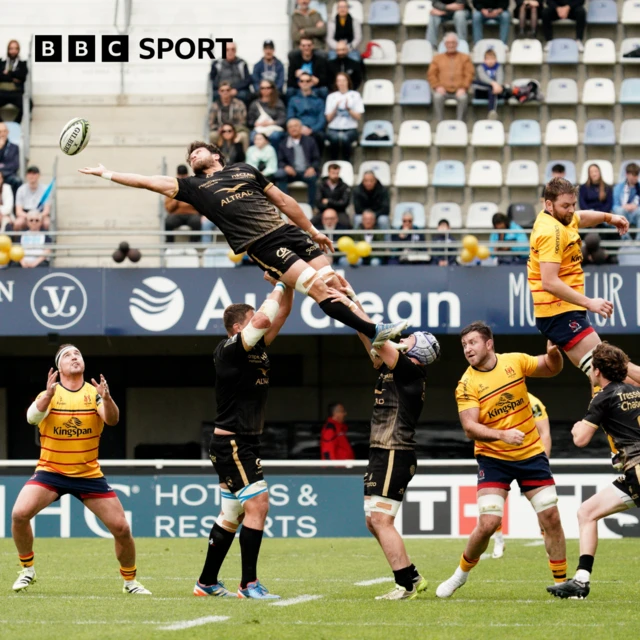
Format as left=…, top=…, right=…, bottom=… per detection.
left=584, top=119, right=616, bottom=146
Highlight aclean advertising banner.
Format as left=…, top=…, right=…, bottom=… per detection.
left=0, top=266, right=637, bottom=336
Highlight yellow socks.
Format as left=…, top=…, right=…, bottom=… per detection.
left=459, top=553, right=480, bottom=573
left=120, top=565, right=137, bottom=582
left=19, top=552, right=34, bottom=568
left=549, top=558, right=567, bottom=583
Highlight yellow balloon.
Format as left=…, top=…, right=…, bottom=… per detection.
left=462, top=235, right=479, bottom=255
left=228, top=250, right=244, bottom=264
left=346, top=251, right=360, bottom=265
left=460, top=248, right=475, bottom=263
left=0, top=234, right=11, bottom=253
left=9, top=245, right=24, bottom=262
left=337, top=236, right=355, bottom=253
left=476, top=245, right=490, bottom=260
left=355, top=241, right=372, bottom=258
left=0, top=251, right=9, bottom=266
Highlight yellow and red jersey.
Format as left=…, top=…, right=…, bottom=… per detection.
left=34, top=382, right=105, bottom=478
left=456, top=353, right=545, bottom=461
left=528, top=392, right=548, bottom=423
left=528, top=210, right=584, bottom=317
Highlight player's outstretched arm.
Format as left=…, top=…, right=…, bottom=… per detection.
left=263, top=274, right=294, bottom=346
left=27, top=368, right=57, bottom=424
left=571, top=420, right=598, bottom=447
left=78, top=163, right=178, bottom=197
left=529, top=341, right=564, bottom=378
left=577, top=210, right=629, bottom=236
left=460, top=408, right=525, bottom=445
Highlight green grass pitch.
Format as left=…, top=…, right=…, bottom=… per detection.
left=1, top=537, right=639, bottom=639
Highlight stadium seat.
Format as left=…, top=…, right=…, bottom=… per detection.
left=298, top=203, right=314, bottom=220
left=472, top=39, right=507, bottom=64
left=545, top=78, right=579, bottom=104
left=510, top=39, right=543, bottom=65
left=545, top=120, right=579, bottom=146
left=203, top=247, right=236, bottom=268
left=584, top=119, right=616, bottom=145
left=400, top=39, right=434, bottom=65
left=403, top=0, right=433, bottom=25
left=5, top=121, right=21, bottom=145
left=466, top=202, right=499, bottom=228
left=544, top=160, right=577, bottom=183
left=393, top=202, right=426, bottom=227
left=587, top=0, right=618, bottom=24
left=362, top=79, right=395, bottom=105
left=363, top=40, right=397, bottom=66
left=580, top=160, right=614, bottom=184
left=471, top=120, right=505, bottom=147
left=394, top=161, right=429, bottom=187
left=620, top=120, right=640, bottom=145
left=321, top=161, right=355, bottom=186
left=469, top=161, right=503, bottom=187
left=309, top=0, right=328, bottom=21
left=582, top=78, right=616, bottom=105
left=547, top=38, right=580, bottom=64
left=508, top=202, right=538, bottom=227
left=429, top=202, right=463, bottom=228
left=164, top=248, right=199, bottom=268
left=620, top=79, right=640, bottom=104
left=369, top=1, right=401, bottom=25
left=331, top=0, right=364, bottom=23
left=360, top=120, right=395, bottom=147
left=508, top=120, right=542, bottom=146
left=399, top=79, right=432, bottom=105
left=358, top=161, right=391, bottom=186
left=398, top=120, right=432, bottom=147
left=622, top=0, right=640, bottom=24
left=437, top=39, right=470, bottom=54
left=506, top=160, right=540, bottom=186
left=432, top=160, right=466, bottom=187
left=619, top=158, right=640, bottom=179
left=434, top=120, right=468, bottom=146
left=583, top=38, right=616, bottom=65
left=620, top=38, right=640, bottom=63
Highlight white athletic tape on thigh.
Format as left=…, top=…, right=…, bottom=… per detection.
left=234, top=480, right=269, bottom=505
left=579, top=349, right=595, bottom=377
left=294, top=266, right=319, bottom=295
left=477, top=494, right=505, bottom=517
left=612, top=483, right=637, bottom=509
left=216, top=490, right=244, bottom=529
left=530, top=485, right=558, bottom=513
left=368, top=495, right=402, bottom=517
left=363, top=496, right=371, bottom=517
left=316, top=265, right=335, bottom=281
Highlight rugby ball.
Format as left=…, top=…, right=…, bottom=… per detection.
left=59, top=117, right=91, bottom=156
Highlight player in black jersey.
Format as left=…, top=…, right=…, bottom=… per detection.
left=193, top=277, right=293, bottom=600
left=79, top=142, right=406, bottom=347
left=547, top=342, right=640, bottom=600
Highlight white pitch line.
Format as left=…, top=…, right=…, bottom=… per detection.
left=523, top=540, right=546, bottom=547
left=354, top=577, right=394, bottom=586
left=157, top=616, right=229, bottom=631
left=270, top=595, right=323, bottom=607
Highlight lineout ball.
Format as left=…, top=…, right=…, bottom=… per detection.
left=59, top=117, right=91, bottom=155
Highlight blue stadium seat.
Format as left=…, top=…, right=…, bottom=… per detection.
left=432, top=160, right=466, bottom=187
left=544, top=160, right=577, bottom=184
left=508, top=120, right=542, bottom=146
left=587, top=0, right=618, bottom=24
left=584, top=119, right=616, bottom=145
left=5, top=121, right=21, bottom=145
left=547, top=39, right=580, bottom=64
left=368, top=0, right=401, bottom=25
left=620, top=78, right=640, bottom=104
left=399, top=79, right=432, bottom=105
left=393, top=202, right=426, bottom=228
left=360, top=120, right=395, bottom=147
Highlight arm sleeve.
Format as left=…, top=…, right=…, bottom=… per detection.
left=310, top=100, right=326, bottom=132
left=265, top=147, right=278, bottom=176
left=476, top=65, right=491, bottom=84
left=578, top=185, right=588, bottom=210
left=427, top=59, right=440, bottom=88
left=530, top=398, right=548, bottom=421
left=352, top=187, right=365, bottom=214
left=351, top=18, right=363, bottom=50
left=604, top=186, right=613, bottom=213
left=210, top=61, right=219, bottom=89
left=433, top=0, right=449, bottom=10
left=5, top=144, right=19, bottom=176
left=247, top=101, right=259, bottom=128
left=583, top=392, right=605, bottom=428
left=326, top=19, right=338, bottom=49
left=536, top=223, right=563, bottom=263
left=275, top=61, right=285, bottom=92
left=234, top=62, right=252, bottom=91
left=496, top=65, right=505, bottom=85
left=379, top=187, right=390, bottom=217
left=455, top=376, right=480, bottom=412
left=172, top=177, right=195, bottom=204
left=308, top=138, right=321, bottom=171
left=462, top=57, right=475, bottom=89
left=391, top=353, right=426, bottom=383
left=274, top=101, right=287, bottom=127
left=330, top=184, right=351, bottom=210
left=519, top=353, right=540, bottom=377
left=315, top=57, right=330, bottom=88
left=251, top=61, right=262, bottom=92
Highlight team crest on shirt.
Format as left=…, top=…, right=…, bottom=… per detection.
left=504, top=366, right=516, bottom=378
left=84, top=394, right=92, bottom=404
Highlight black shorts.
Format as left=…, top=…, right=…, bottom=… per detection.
left=613, top=463, right=640, bottom=507
left=364, top=448, right=417, bottom=502
left=26, top=470, right=117, bottom=501
left=247, top=225, right=324, bottom=279
left=209, top=433, right=264, bottom=492
left=477, top=452, right=555, bottom=493
left=536, top=310, right=595, bottom=351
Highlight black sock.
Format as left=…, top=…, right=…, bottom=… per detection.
left=393, top=565, right=415, bottom=591
left=408, top=563, right=419, bottom=582
left=577, top=554, right=594, bottom=575
left=198, top=523, right=235, bottom=586
left=240, top=525, right=264, bottom=588
left=318, top=299, right=376, bottom=338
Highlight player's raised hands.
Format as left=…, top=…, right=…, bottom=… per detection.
left=501, top=428, right=525, bottom=445
left=44, top=368, right=58, bottom=398
left=78, top=163, right=106, bottom=177
left=310, top=231, right=334, bottom=254
left=587, top=297, right=614, bottom=319
left=610, top=214, right=630, bottom=236
left=91, top=374, right=111, bottom=400
left=263, top=272, right=280, bottom=286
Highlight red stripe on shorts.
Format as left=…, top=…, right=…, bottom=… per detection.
left=563, top=326, right=595, bottom=352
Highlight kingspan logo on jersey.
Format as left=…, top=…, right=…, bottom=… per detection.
left=30, top=273, right=88, bottom=330
left=129, top=277, right=185, bottom=332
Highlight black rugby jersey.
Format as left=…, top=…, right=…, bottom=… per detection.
left=214, top=333, right=270, bottom=436
left=370, top=354, right=426, bottom=451
left=172, top=162, right=285, bottom=252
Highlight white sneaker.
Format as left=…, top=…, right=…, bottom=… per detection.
left=123, top=579, right=152, bottom=595
left=375, top=584, right=419, bottom=600
left=492, top=535, right=505, bottom=558
left=13, top=567, right=36, bottom=592
left=436, top=571, right=468, bottom=598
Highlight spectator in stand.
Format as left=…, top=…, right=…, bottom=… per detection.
left=245, top=132, right=278, bottom=181
left=287, top=72, right=327, bottom=150
left=216, top=123, right=246, bottom=165
left=276, top=118, right=320, bottom=205
left=353, top=171, right=390, bottom=229
left=579, top=164, right=613, bottom=215
left=325, top=72, right=363, bottom=162
left=165, top=165, right=202, bottom=243
left=0, top=122, right=21, bottom=193
left=613, top=162, right=640, bottom=238
left=473, top=49, right=508, bottom=119
left=291, top=0, right=327, bottom=51
left=358, top=210, right=385, bottom=266
left=247, top=80, right=286, bottom=149
left=0, top=171, right=14, bottom=232
left=313, top=163, right=351, bottom=225
left=317, top=208, right=351, bottom=234
left=15, top=166, right=50, bottom=231
left=0, top=40, right=28, bottom=123
left=327, top=0, right=362, bottom=61
left=427, top=0, right=469, bottom=48
left=252, top=40, right=285, bottom=96
left=542, top=0, right=586, bottom=51
left=516, top=0, right=539, bottom=37
left=389, top=211, right=425, bottom=264
left=210, top=42, right=253, bottom=106
left=208, top=81, right=249, bottom=148
left=19, top=213, right=51, bottom=268
left=540, top=163, right=566, bottom=204
left=287, top=37, right=330, bottom=100
left=489, top=212, right=528, bottom=263
left=327, top=40, right=363, bottom=92
left=320, top=402, right=354, bottom=461
left=472, top=0, right=510, bottom=44
left=432, top=219, right=457, bottom=266
left=428, top=32, right=475, bottom=122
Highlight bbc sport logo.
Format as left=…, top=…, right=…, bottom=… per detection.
left=129, top=276, right=185, bottom=332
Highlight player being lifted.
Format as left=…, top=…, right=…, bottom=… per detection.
left=194, top=277, right=292, bottom=599
left=548, top=342, right=640, bottom=600
left=79, top=143, right=406, bottom=347
left=437, top=322, right=567, bottom=598
left=11, top=345, right=150, bottom=595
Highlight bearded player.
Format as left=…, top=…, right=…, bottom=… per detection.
left=11, top=345, right=150, bottom=595
left=78, top=144, right=406, bottom=348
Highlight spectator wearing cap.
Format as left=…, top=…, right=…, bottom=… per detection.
left=327, top=40, right=363, bottom=92
left=165, top=165, right=203, bottom=243
left=489, top=212, right=528, bottom=263
left=0, top=122, right=21, bottom=194
left=252, top=40, right=285, bottom=96
left=210, top=42, right=253, bottom=106
left=15, top=166, right=50, bottom=231
left=287, top=37, right=330, bottom=101
left=291, top=0, right=327, bottom=51
left=353, top=171, right=390, bottom=229
left=20, top=213, right=51, bottom=268
left=613, top=162, right=640, bottom=237
left=313, top=163, right=351, bottom=226
left=0, top=40, right=28, bottom=123
left=287, top=72, right=326, bottom=151
left=327, top=0, right=362, bottom=61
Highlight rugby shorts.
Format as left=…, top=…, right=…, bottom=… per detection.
left=26, top=470, right=117, bottom=501
left=536, top=310, right=595, bottom=351
left=613, top=463, right=640, bottom=508
left=477, top=452, right=555, bottom=493
left=364, top=448, right=417, bottom=502
left=209, top=433, right=264, bottom=491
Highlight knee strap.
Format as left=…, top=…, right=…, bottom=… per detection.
left=216, top=490, right=244, bottom=532
left=579, top=349, right=595, bottom=378
left=477, top=494, right=505, bottom=517
left=316, top=265, right=336, bottom=282
left=295, top=266, right=319, bottom=295
left=234, top=480, right=269, bottom=506
left=530, top=485, right=558, bottom=513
